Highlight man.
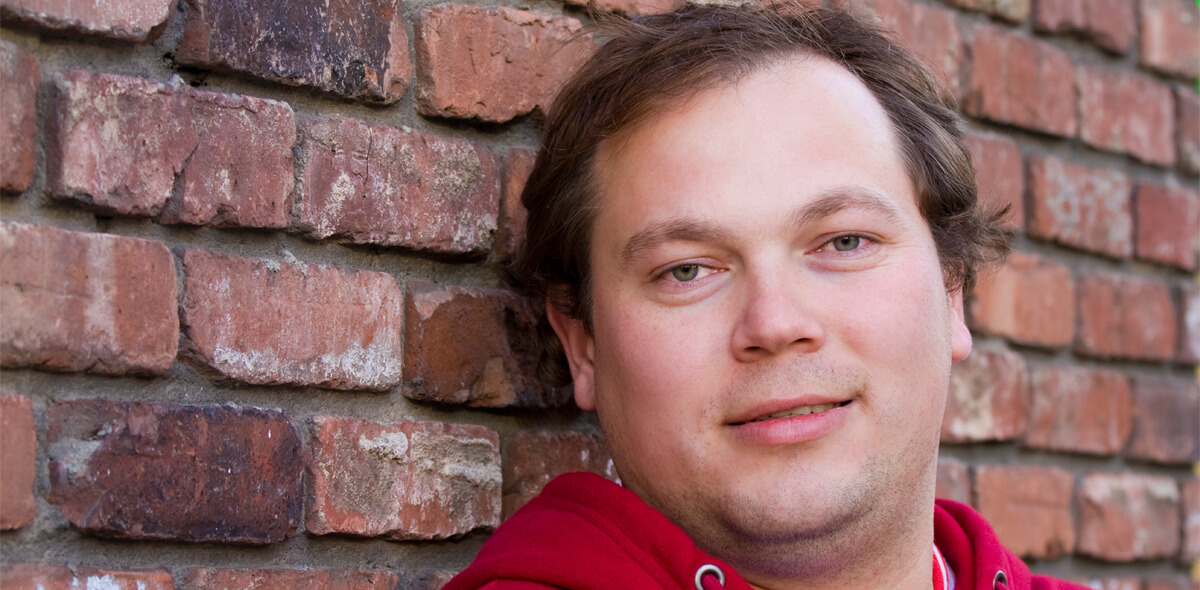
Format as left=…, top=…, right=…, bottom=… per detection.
left=447, top=4, right=1082, bottom=589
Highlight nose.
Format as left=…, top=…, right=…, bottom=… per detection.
left=730, top=271, right=826, bottom=362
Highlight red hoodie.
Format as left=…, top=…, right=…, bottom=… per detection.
left=445, top=472, right=1090, bottom=590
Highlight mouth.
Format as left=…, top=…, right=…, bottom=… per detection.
left=731, top=400, right=852, bottom=425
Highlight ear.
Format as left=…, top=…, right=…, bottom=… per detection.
left=546, top=300, right=597, bottom=410
left=949, top=288, right=972, bottom=362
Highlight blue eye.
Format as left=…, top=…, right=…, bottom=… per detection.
left=671, top=264, right=700, bottom=281
left=831, top=235, right=861, bottom=251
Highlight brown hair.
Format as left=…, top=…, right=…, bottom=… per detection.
left=506, top=2, right=1011, bottom=386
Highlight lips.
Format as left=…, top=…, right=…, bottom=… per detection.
left=747, top=401, right=850, bottom=422
left=729, top=397, right=853, bottom=425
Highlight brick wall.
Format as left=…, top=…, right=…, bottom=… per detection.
left=0, top=0, right=1195, bottom=587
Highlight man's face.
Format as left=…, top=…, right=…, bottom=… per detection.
left=548, top=57, right=972, bottom=579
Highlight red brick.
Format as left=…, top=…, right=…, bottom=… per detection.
left=1183, top=478, right=1199, bottom=563
left=942, top=348, right=1028, bottom=442
left=1177, top=87, right=1200, bottom=175
left=1075, top=580, right=1140, bottom=590
left=1079, top=66, right=1175, bottom=166
left=0, top=0, right=170, bottom=41
left=178, top=0, right=411, bottom=104
left=1076, top=272, right=1177, bottom=361
left=0, top=223, right=178, bottom=375
left=0, top=42, right=37, bottom=194
left=0, top=394, right=34, bottom=530
left=964, top=131, right=1024, bottom=231
left=48, top=71, right=294, bottom=227
left=941, top=0, right=1030, bottom=22
left=1027, top=156, right=1133, bottom=258
left=1024, top=365, right=1130, bottom=456
left=965, top=25, right=1076, bottom=136
left=1127, top=378, right=1200, bottom=464
left=414, top=5, right=596, bottom=123
left=974, top=465, right=1075, bottom=559
left=497, top=149, right=536, bottom=259
left=1136, top=182, right=1199, bottom=269
left=180, top=249, right=403, bottom=390
left=503, top=431, right=617, bottom=519
left=181, top=569, right=399, bottom=589
left=862, top=0, right=964, bottom=98
left=47, top=400, right=303, bottom=544
left=297, top=116, right=499, bottom=255
left=416, top=571, right=457, bottom=590
left=404, top=283, right=568, bottom=408
left=1077, top=472, right=1181, bottom=561
left=1032, top=0, right=1136, bottom=53
left=1146, top=579, right=1195, bottom=590
left=0, top=565, right=173, bottom=590
left=968, top=252, right=1075, bottom=348
left=1140, top=0, right=1200, bottom=80
left=306, top=416, right=500, bottom=540
left=934, top=458, right=971, bottom=504
left=1180, top=281, right=1200, bottom=364
left=559, top=0, right=678, bottom=15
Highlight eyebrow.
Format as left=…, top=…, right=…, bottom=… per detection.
left=618, top=187, right=907, bottom=266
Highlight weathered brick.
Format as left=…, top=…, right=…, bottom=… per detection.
left=503, top=431, right=617, bottom=519
left=1145, top=578, right=1195, bottom=590
left=414, top=5, right=596, bottom=123
left=297, top=116, right=499, bottom=255
left=180, top=249, right=403, bottom=390
left=404, top=283, right=568, bottom=408
left=1135, top=182, right=1199, bottom=269
left=1140, top=0, right=1200, bottom=79
left=964, top=131, right=1024, bottom=231
left=967, top=252, right=1075, bottom=348
left=862, top=0, right=963, bottom=98
left=935, top=458, right=971, bottom=505
left=1032, top=0, right=1136, bottom=53
left=1127, top=377, right=1199, bottom=464
left=0, top=42, right=38, bottom=194
left=1024, top=365, right=1130, bottom=456
left=306, top=416, right=500, bottom=540
left=942, top=348, right=1027, bottom=442
left=1077, top=580, right=1140, bottom=590
left=940, top=0, right=1030, bottom=22
left=1079, top=66, right=1175, bottom=166
left=0, top=394, right=35, bottom=530
left=0, top=0, right=170, bottom=42
left=1027, top=155, right=1132, bottom=258
left=176, top=0, right=410, bottom=103
left=47, top=400, right=302, bottom=544
left=1180, top=281, right=1200, bottom=364
left=965, top=25, right=1076, bottom=136
left=1076, top=272, right=1177, bottom=361
left=497, top=149, right=535, bottom=259
left=1183, top=478, right=1200, bottom=564
left=974, top=465, right=1075, bottom=560
left=1177, top=87, right=1200, bottom=175
left=0, top=565, right=173, bottom=590
left=48, top=71, right=295, bottom=227
left=1077, top=472, right=1181, bottom=561
left=559, top=0, right=679, bottom=15
left=416, top=571, right=457, bottom=590
left=0, top=223, right=178, bottom=375
left=181, top=569, right=399, bottom=590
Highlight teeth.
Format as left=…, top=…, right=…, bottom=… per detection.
left=751, top=402, right=841, bottom=422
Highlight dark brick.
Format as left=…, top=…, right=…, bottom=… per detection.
left=1127, top=377, right=1199, bottom=464
left=975, top=465, right=1075, bottom=560
left=862, top=0, right=963, bottom=99
left=414, top=5, right=596, bottom=123
left=1135, top=182, right=1199, bottom=270
left=1077, top=472, right=1181, bottom=561
left=403, top=283, right=568, bottom=408
left=1140, top=0, right=1200, bottom=79
left=0, top=394, right=35, bottom=530
left=0, top=565, right=173, bottom=590
left=1079, top=66, right=1175, bottom=166
left=965, top=24, right=1076, bottom=137
left=1027, top=155, right=1132, bottom=258
left=1076, top=272, right=1177, bottom=361
left=0, top=223, right=178, bottom=376
left=0, top=41, right=38, bottom=194
left=176, top=0, right=411, bottom=103
left=180, top=249, right=404, bottom=391
left=181, top=569, right=400, bottom=590
left=1024, top=365, right=1130, bottom=456
left=1032, top=0, right=1136, bottom=54
left=297, top=116, right=500, bottom=255
left=503, top=431, right=617, bottom=519
left=306, top=416, right=500, bottom=540
left=942, top=348, right=1027, bottom=442
left=497, top=149, right=535, bottom=259
left=964, top=131, right=1023, bottom=231
left=47, top=400, right=303, bottom=544
left=968, top=252, right=1075, bottom=348
left=0, top=0, right=171, bottom=42
left=48, top=71, right=295, bottom=227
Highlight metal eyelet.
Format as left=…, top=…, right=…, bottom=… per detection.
left=694, top=564, right=726, bottom=590
left=992, top=570, right=1008, bottom=589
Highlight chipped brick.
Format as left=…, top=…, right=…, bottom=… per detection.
left=0, top=394, right=35, bottom=530
left=1079, top=66, right=1175, bottom=166
left=942, top=348, right=1027, bottom=442
left=1027, top=155, right=1132, bottom=258
left=503, top=431, right=617, bottom=519
left=965, top=24, right=1076, bottom=136
left=975, top=465, right=1075, bottom=560
left=0, top=41, right=38, bottom=194
left=1077, top=472, right=1181, bottom=561
left=1024, top=365, right=1131, bottom=456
